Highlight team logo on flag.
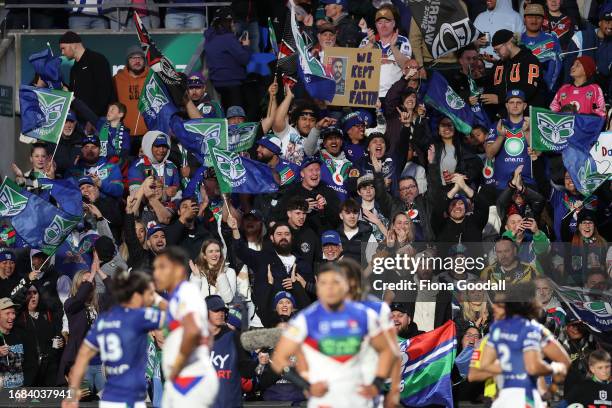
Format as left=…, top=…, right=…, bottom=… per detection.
left=536, top=112, right=574, bottom=149
left=216, top=150, right=247, bottom=187
left=142, top=74, right=169, bottom=115
left=445, top=87, right=465, bottom=110
left=34, top=90, right=69, bottom=137
left=0, top=181, right=28, bottom=217
left=432, top=18, right=476, bottom=59
left=185, top=122, right=223, bottom=154
left=44, top=215, right=78, bottom=247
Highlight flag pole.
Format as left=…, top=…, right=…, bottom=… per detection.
left=46, top=42, right=53, bottom=56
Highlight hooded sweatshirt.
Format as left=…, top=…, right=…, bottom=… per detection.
left=113, top=67, right=150, bottom=137
left=127, top=131, right=179, bottom=193
left=474, top=0, right=525, bottom=65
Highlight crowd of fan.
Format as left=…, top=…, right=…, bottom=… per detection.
left=1, top=0, right=612, bottom=406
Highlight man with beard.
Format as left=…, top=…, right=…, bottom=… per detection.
left=113, top=46, right=149, bottom=150
left=256, top=135, right=300, bottom=188
left=390, top=302, right=422, bottom=340
left=124, top=208, right=167, bottom=273
left=78, top=176, right=123, bottom=242
left=228, top=216, right=313, bottom=318
left=68, top=136, right=124, bottom=198
left=481, top=237, right=538, bottom=285
left=186, top=73, right=223, bottom=119
left=332, top=58, right=346, bottom=95
left=274, top=156, right=341, bottom=234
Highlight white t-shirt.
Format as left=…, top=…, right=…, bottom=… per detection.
left=274, top=124, right=306, bottom=165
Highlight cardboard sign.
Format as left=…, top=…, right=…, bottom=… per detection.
left=324, top=47, right=381, bottom=108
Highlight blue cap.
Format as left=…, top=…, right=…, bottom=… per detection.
left=273, top=291, right=296, bottom=308
left=506, top=89, right=526, bottom=102
left=256, top=135, right=282, bottom=155
left=205, top=294, right=228, bottom=312
left=321, top=230, right=341, bottom=246
left=152, top=134, right=169, bottom=147
left=320, top=126, right=344, bottom=139
left=78, top=176, right=94, bottom=187
left=300, top=156, right=321, bottom=171
left=244, top=209, right=264, bottom=221
left=321, top=0, right=347, bottom=7
left=600, top=2, right=612, bottom=19
left=187, top=73, right=205, bottom=88
left=0, top=250, right=15, bottom=263
left=146, top=223, right=165, bottom=238
left=82, top=136, right=100, bottom=147
left=342, top=111, right=366, bottom=134
left=226, top=105, right=246, bottom=119
left=449, top=194, right=470, bottom=209
left=66, top=111, right=77, bottom=122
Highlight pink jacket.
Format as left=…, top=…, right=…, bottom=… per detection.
left=550, top=83, right=606, bottom=118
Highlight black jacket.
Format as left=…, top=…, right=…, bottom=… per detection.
left=124, top=214, right=156, bottom=273
left=337, top=221, right=373, bottom=265
left=335, top=14, right=365, bottom=48
left=289, top=226, right=320, bottom=270
left=273, top=182, right=341, bottom=234
left=69, top=49, right=115, bottom=117
left=165, top=214, right=219, bottom=261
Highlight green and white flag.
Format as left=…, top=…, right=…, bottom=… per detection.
left=228, top=122, right=259, bottom=152
left=138, top=71, right=177, bottom=134
left=19, top=86, right=73, bottom=144
left=0, top=178, right=28, bottom=217
left=181, top=118, right=229, bottom=166
left=530, top=106, right=604, bottom=152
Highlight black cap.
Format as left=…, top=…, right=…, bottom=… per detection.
left=94, top=236, right=116, bottom=264
left=213, top=6, right=233, bottom=21
left=390, top=302, right=411, bottom=314
left=59, top=31, right=82, bottom=44
left=577, top=209, right=596, bottom=224
left=205, top=295, right=228, bottom=312
left=491, top=29, right=514, bottom=47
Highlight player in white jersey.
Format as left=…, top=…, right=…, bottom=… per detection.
left=272, top=262, right=396, bottom=408
left=338, top=258, right=401, bottom=408
left=153, top=247, right=219, bottom=408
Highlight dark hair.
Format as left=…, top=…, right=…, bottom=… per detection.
left=337, top=258, right=363, bottom=299
left=589, top=349, right=611, bottom=366
left=270, top=221, right=291, bottom=236
left=112, top=270, right=152, bottom=304
left=109, top=101, right=127, bottom=117
left=340, top=198, right=360, bottom=213
left=457, top=44, right=477, bottom=59
left=398, top=175, right=417, bottom=185
left=31, top=142, right=48, bottom=155
left=286, top=196, right=308, bottom=212
left=495, top=235, right=518, bottom=251
left=585, top=268, right=608, bottom=283
left=156, top=246, right=190, bottom=272
left=317, top=261, right=347, bottom=279
left=290, top=100, right=318, bottom=124
left=504, top=282, right=540, bottom=320
left=471, top=124, right=489, bottom=135
left=378, top=4, right=401, bottom=26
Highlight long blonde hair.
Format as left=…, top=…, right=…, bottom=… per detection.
left=70, top=269, right=99, bottom=313
left=194, top=239, right=225, bottom=287
left=461, top=291, right=488, bottom=323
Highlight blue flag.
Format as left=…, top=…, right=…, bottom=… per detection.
left=55, top=231, right=99, bottom=278
left=554, top=284, right=612, bottom=333
left=19, top=86, right=73, bottom=144
left=562, top=131, right=611, bottom=196
left=171, top=116, right=229, bottom=164
left=530, top=106, right=604, bottom=152
left=8, top=181, right=83, bottom=256
left=208, top=144, right=278, bottom=194
left=138, top=70, right=177, bottom=135
left=424, top=71, right=474, bottom=134
left=28, top=48, right=62, bottom=89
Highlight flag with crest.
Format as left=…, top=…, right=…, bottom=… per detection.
left=553, top=282, right=612, bottom=332
left=0, top=178, right=82, bottom=255
left=171, top=117, right=228, bottom=165
left=138, top=71, right=177, bottom=135
left=19, top=85, right=73, bottom=144
left=228, top=122, right=259, bottom=152
left=208, top=142, right=278, bottom=194
left=530, top=107, right=604, bottom=152
left=424, top=72, right=474, bottom=134
left=562, top=132, right=611, bottom=196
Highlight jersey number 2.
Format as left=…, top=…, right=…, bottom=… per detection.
left=97, top=333, right=123, bottom=362
left=497, top=344, right=512, bottom=371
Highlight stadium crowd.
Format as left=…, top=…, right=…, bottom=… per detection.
left=1, top=0, right=612, bottom=407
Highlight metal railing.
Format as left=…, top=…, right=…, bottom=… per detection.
left=2, top=2, right=231, bottom=32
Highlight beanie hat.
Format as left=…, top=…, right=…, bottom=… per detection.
left=576, top=56, right=597, bottom=79
left=491, top=29, right=514, bottom=47
left=273, top=291, right=296, bottom=308
left=94, top=236, right=116, bottom=264
left=0, top=250, right=15, bottom=263
left=59, top=31, right=82, bottom=44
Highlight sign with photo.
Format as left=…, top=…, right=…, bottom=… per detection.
left=323, top=47, right=381, bottom=108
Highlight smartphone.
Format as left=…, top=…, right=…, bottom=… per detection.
left=144, top=168, right=153, bottom=178
left=524, top=205, right=534, bottom=220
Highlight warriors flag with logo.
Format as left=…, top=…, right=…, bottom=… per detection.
left=407, top=0, right=479, bottom=59
left=19, top=85, right=73, bottom=144
left=424, top=71, right=475, bottom=134
left=530, top=107, right=604, bottom=152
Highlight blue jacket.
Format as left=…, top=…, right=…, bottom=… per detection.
left=204, top=30, right=252, bottom=87
left=68, top=158, right=124, bottom=198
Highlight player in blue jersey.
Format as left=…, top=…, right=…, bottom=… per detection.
left=479, top=282, right=570, bottom=408
left=272, top=262, right=396, bottom=408
left=62, top=270, right=166, bottom=408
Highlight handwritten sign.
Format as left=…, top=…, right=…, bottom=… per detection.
left=324, top=47, right=381, bottom=108
left=591, top=132, right=612, bottom=176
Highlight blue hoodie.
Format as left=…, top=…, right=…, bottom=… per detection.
left=204, top=29, right=252, bottom=88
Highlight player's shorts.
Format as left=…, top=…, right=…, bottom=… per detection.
left=99, top=401, right=146, bottom=408
left=161, top=371, right=219, bottom=408
left=492, top=388, right=544, bottom=408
